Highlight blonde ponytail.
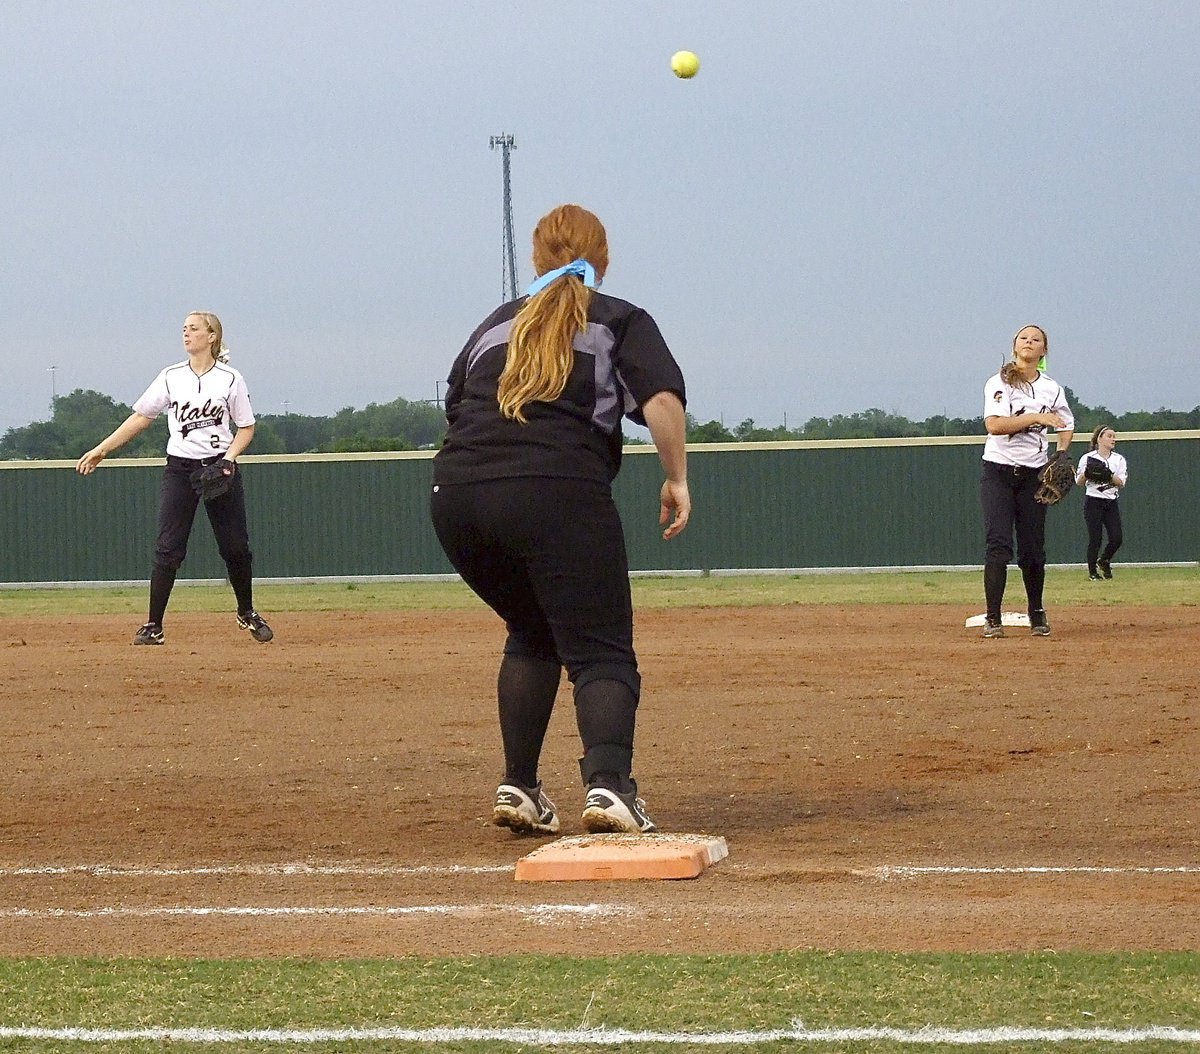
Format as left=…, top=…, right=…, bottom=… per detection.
left=498, top=279, right=591, bottom=423
left=496, top=204, right=609, bottom=424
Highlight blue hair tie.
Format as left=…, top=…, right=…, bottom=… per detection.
left=525, top=258, right=597, bottom=297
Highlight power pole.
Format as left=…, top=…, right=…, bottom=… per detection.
left=489, top=133, right=518, bottom=301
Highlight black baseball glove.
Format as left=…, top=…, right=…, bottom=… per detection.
left=190, top=459, right=237, bottom=501
left=1035, top=451, right=1076, bottom=505
left=1083, top=456, right=1114, bottom=484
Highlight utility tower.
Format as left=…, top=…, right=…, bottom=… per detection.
left=489, top=133, right=518, bottom=301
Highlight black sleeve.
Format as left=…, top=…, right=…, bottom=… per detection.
left=612, top=308, right=687, bottom=427
left=443, top=344, right=469, bottom=422
left=444, top=307, right=506, bottom=422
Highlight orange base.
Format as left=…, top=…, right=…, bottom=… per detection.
left=515, top=833, right=728, bottom=882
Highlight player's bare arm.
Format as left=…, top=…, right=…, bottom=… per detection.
left=224, top=423, right=256, bottom=463
left=642, top=389, right=690, bottom=540
left=76, top=412, right=156, bottom=475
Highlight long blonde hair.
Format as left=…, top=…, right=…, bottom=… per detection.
left=189, top=311, right=231, bottom=363
left=497, top=205, right=609, bottom=423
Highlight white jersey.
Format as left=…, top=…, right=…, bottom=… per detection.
left=1077, top=449, right=1127, bottom=500
left=133, top=361, right=256, bottom=459
left=981, top=370, right=1074, bottom=468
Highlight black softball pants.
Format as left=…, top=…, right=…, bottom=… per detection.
left=149, top=456, right=254, bottom=622
left=980, top=460, right=1048, bottom=620
left=430, top=477, right=642, bottom=792
left=1084, top=495, right=1123, bottom=570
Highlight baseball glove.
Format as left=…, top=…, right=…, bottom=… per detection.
left=190, top=459, right=237, bottom=501
left=1035, top=451, right=1075, bottom=505
left=1083, top=456, right=1114, bottom=484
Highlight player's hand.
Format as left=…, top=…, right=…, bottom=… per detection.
left=1037, top=412, right=1065, bottom=429
left=76, top=447, right=106, bottom=475
left=659, top=479, right=691, bottom=540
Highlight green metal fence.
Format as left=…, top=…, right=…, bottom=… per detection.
left=2, top=433, right=1195, bottom=584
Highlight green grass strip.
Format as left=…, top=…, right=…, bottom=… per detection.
left=1, top=567, right=1196, bottom=617
left=0, top=953, right=1197, bottom=1052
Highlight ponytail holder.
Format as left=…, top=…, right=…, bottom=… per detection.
left=525, top=258, right=597, bottom=297
left=1038, top=356, right=1047, bottom=370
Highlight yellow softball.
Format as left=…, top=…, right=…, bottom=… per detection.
left=671, top=50, right=700, bottom=79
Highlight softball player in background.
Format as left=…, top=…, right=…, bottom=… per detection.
left=1076, top=424, right=1127, bottom=579
left=430, top=204, right=690, bottom=836
left=979, top=324, right=1075, bottom=638
left=77, top=312, right=273, bottom=645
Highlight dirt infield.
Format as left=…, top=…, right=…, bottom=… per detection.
left=2, top=606, right=1196, bottom=958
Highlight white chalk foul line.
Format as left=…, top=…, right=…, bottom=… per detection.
left=5, top=861, right=1197, bottom=881
left=0, top=1023, right=1197, bottom=1045
left=0, top=903, right=628, bottom=921
left=0, top=862, right=513, bottom=877
left=864, top=865, right=1200, bottom=880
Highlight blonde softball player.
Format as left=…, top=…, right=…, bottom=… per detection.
left=77, top=312, right=273, bottom=645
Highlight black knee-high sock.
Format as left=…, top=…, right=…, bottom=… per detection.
left=983, top=561, right=1007, bottom=622
left=226, top=556, right=254, bottom=614
left=149, top=566, right=177, bottom=626
left=1021, top=564, right=1046, bottom=614
left=575, top=678, right=638, bottom=793
left=497, top=654, right=561, bottom=788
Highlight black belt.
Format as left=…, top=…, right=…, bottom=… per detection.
left=166, top=454, right=224, bottom=469
left=986, top=461, right=1040, bottom=477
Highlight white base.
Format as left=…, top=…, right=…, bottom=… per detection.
left=965, top=612, right=1031, bottom=628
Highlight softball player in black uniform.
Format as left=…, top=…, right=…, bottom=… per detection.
left=77, top=312, right=273, bottom=645
left=431, top=204, right=690, bottom=836
left=1076, top=425, right=1128, bottom=579
left=979, top=325, right=1075, bottom=638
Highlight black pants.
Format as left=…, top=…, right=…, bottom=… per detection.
left=980, top=460, right=1048, bottom=620
left=430, top=477, right=642, bottom=791
left=146, top=456, right=254, bottom=625
left=431, top=477, right=638, bottom=689
left=1084, top=495, right=1123, bottom=570
left=155, top=456, right=253, bottom=572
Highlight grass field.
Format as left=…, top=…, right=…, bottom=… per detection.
left=2, top=570, right=1197, bottom=1051
left=0, top=952, right=1198, bottom=1052
left=2, top=566, right=1197, bottom=617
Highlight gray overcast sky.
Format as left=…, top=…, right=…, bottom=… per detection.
left=3, top=1, right=1197, bottom=436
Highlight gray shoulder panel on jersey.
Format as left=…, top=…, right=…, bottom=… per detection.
left=574, top=322, right=622, bottom=435
left=465, top=318, right=630, bottom=435
left=465, top=319, right=515, bottom=373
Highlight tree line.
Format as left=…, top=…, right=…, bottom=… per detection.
left=3, top=387, right=1198, bottom=460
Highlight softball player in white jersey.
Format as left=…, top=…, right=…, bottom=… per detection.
left=979, top=324, right=1075, bottom=638
left=77, top=312, right=273, bottom=645
left=1076, top=425, right=1128, bottom=579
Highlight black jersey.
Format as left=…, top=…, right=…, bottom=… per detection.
left=432, top=292, right=686, bottom=485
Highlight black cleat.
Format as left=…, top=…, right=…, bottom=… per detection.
left=581, top=784, right=657, bottom=834
left=133, top=622, right=164, bottom=645
left=1029, top=609, right=1051, bottom=637
left=492, top=783, right=560, bottom=835
left=1098, top=560, right=1113, bottom=579
left=237, top=610, right=274, bottom=643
